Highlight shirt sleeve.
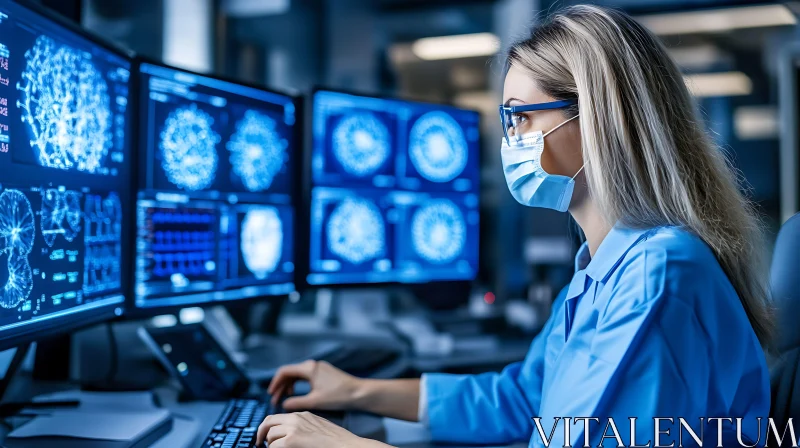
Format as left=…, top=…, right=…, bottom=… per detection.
left=422, top=293, right=565, bottom=445
left=418, top=374, right=429, bottom=425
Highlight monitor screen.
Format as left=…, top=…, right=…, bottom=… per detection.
left=0, top=0, right=130, bottom=341
left=308, top=90, right=480, bottom=285
left=135, top=63, right=296, bottom=309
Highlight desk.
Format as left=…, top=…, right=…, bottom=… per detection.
left=0, top=377, right=525, bottom=448
left=167, top=399, right=526, bottom=448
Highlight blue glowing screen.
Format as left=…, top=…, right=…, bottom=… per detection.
left=0, top=0, right=130, bottom=333
left=309, top=91, right=480, bottom=285
left=136, top=63, right=296, bottom=309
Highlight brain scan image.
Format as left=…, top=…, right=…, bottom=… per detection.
left=160, top=104, right=220, bottom=191
left=41, top=189, right=83, bottom=246
left=240, top=207, right=283, bottom=279
left=0, top=190, right=35, bottom=256
left=41, top=189, right=65, bottom=246
left=0, top=190, right=35, bottom=309
left=332, top=113, right=390, bottom=177
left=326, top=198, right=385, bottom=264
left=411, top=199, right=466, bottom=264
left=16, top=35, right=112, bottom=174
left=409, top=111, right=468, bottom=183
left=63, top=191, right=83, bottom=238
left=0, top=252, right=33, bottom=310
left=227, top=111, right=287, bottom=192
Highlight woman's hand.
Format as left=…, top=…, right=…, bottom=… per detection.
left=256, top=412, right=389, bottom=448
left=267, top=360, right=360, bottom=411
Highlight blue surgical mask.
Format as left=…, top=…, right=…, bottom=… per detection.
left=500, top=115, right=582, bottom=212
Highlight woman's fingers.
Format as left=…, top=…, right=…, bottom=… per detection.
left=281, top=393, right=320, bottom=411
left=266, top=424, right=289, bottom=444
left=267, top=360, right=317, bottom=394
left=257, top=414, right=286, bottom=445
left=268, top=361, right=317, bottom=395
left=271, top=384, right=290, bottom=407
left=267, top=439, right=285, bottom=448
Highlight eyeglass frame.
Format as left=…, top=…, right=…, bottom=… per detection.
left=498, top=99, right=579, bottom=144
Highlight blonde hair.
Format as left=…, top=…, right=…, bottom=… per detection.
left=508, top=5, right=774, bottom=346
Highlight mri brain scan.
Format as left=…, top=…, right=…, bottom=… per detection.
left=332, top=113, right=390, bottom=177
left=411, top=199, right=466, bottom=264
left=41, top=189, right=82, bottom=246
left=409, top=111, right=468, bottom=183
left=16, top=35, right=112, bottom=173
left=160, top=104, right=220, bottom=191
left=240, top=207, right=283, bottom=279
left=0, top=190, right=35, bottom=309
left=326, top=198, right=385, bottom=264
left=227, top=111, right=287, bottom=192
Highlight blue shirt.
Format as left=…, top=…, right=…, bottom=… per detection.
left=423, top=225, right=770, bottom=447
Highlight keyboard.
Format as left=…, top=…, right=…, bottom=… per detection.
left=202, top=399, right=271, bottom=448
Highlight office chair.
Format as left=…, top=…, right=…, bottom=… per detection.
left=768, top=212, right=800, bottom=443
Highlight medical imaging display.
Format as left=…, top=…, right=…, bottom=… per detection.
left=308, top=91, right=480, bottom=285
left=325, top=195, right=388, bottom=266
left=331, top=112, right=392, bottom=178
left=160, top=104, right=220, bottom=191
left=0, top=0, right=129, bottom=333
left=136, top=63, right=296, bottom=309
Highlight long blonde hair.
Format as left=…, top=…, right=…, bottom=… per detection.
left=508, top=5, right=774, bottom=346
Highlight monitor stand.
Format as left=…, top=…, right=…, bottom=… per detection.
left=0, top=344, right=32, bottom=405
left=314, top=288, right=392, bottom=332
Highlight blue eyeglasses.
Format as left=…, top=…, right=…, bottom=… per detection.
left=499, top=99, right=578, bottom=144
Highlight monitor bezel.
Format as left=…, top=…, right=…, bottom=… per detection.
left=126, top=55, right=303, bottom=317
left=299, top=86, right=483, bottom=291
left=0, top=0, right=135, bottom=351
left=779, top=44, right=800, bottom=223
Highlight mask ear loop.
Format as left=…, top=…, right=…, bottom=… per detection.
left=541, top=114, right=584, bottom=180
left=543, top=113, right=580, bottom=138
left=571, top=165, right=585, bottom=180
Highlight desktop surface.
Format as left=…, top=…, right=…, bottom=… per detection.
left=307, top=90, right=481, bottom=286
left=0, top=0, right=131, bottom=346
left=134, top=62, right=297, bottom=310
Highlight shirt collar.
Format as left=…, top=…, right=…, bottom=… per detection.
left=575, top=242, right=591, bottom=272
left=576, top=224, right=658, bottom=282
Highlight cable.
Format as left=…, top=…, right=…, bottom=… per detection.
left=105, top=322, right=118, bottom=385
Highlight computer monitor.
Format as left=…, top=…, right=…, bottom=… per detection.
left=0, top=0, right=131, bottom=349
left=134, top=60, right=298, bottom=312
left=306, top=89, right=481, bottom=286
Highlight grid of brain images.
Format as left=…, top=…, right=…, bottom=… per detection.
left=154, top=104, right=289, bottom=282
left=0, top=10, right=130, bottom=326
left=136, top=63, right=296, bottom=305
left=310, top=91, right=480, bottom=284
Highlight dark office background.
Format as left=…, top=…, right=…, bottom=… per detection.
left=39, top=0, right=799, bottom=305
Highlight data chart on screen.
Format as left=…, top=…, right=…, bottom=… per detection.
left=0, top=0, right=130, bottom=332
left=308, top=90, right=480, bottom=285
left=135, top=63, right=296, bottom=309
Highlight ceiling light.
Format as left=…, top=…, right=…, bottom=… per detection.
left=684, top=72, right=752, bottom=98
left=412, top=33, right=500, bottom=61
left=667, top=45, right=729, bottom=71
left=734, top=106, right=779, bottom=140
left=638, top=4, right=796, bottom=36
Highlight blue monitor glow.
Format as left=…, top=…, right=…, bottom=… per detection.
left=135, top=62, right=296, bottom=310
left=308, top=90, right=480, bottom=286
left=0, top=0, right=131, bottom=345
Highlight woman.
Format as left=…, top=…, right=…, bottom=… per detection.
left=257, top=5, right=772, bottom=447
